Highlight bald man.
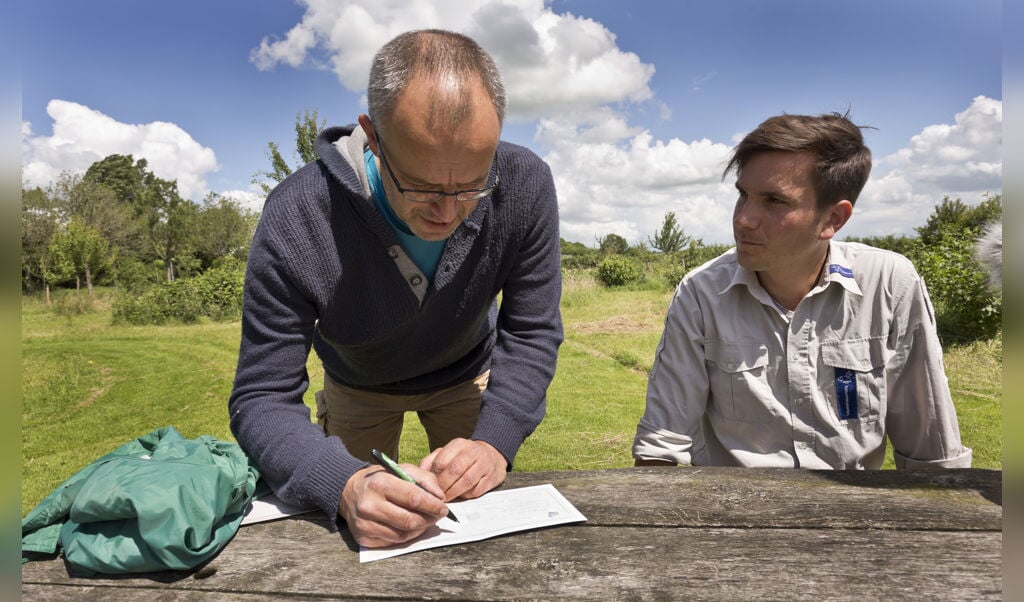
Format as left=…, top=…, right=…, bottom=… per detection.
left=229, top=30, right=563, bottom=547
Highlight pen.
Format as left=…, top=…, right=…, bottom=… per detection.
left=370, top=448, right=459, bottom=523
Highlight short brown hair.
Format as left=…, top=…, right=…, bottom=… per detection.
left=724, top=112, right=873, bottom=210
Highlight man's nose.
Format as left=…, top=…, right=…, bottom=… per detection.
left=734, top=199, right=757, bottom=229
left=432, top=195, right=459, bottom=221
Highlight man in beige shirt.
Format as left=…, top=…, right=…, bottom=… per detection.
left=632, top=112, right=971, bottom=469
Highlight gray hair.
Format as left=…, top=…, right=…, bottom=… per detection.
left=366, top=29, right=506, bottom=137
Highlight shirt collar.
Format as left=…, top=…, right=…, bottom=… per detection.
left=720, top=252, right=779, bottom=308
left=720, top=240, right=862, bottom=304
left=821, top=240, right=862, bottom=297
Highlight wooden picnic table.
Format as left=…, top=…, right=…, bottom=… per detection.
left=22, top=466, right=1002, bottom=600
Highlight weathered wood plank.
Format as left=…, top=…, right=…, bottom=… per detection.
left=22, top=524, right=1001, bottom=600
left=22, top=468, right=1002, bottom=600
left=507, top=467, right=1002, bottom=531
left=21, top=585, right=333, bottom=601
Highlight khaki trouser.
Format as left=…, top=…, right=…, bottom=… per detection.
left=315, top=370, right=490, bottom=463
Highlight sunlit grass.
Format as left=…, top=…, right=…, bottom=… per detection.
left=21, top=282, right=1002, bottom=515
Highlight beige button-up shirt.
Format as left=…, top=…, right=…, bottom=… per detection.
left=633, top=241, right=972, bottom=469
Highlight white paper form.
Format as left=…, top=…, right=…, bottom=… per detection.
left=359, top=483, right=587, bottom=562
left=240, top=494, right=317, bottom=526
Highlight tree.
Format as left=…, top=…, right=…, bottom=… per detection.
left=648, top=211, right=691, bottom=253
left=50, top=170, right=143, bottom=259
left=83, top=154, right=205, bottom=282
left=253, top=108, right=326, bottom=194
left=48, top=217, right=111, bottom=297
left=560, top=238, right=591, bottom=256
left=193, top=193, right=257, bottom=269
left=22, top=187, right=60, bottom=295
left=597, top=233, right=629, bottom=255
left=83, top=154, right=147, bottom=206
left=143, top=178, right=198, bottom=282
left=915, top=194, right=1001, bottom=245
left=842, top=233, right=916, bottom=257
left=559, top=238, right=600, bottom=269
left=906, top=193, right=1002, bottom=343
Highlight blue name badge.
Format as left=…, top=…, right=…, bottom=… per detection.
left=828, top=264, right=854, bottom=278
left=835, top=368, right=858, bottom=420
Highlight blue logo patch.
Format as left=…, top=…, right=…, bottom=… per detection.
left=828, top=264, right=854, bottom=278
left=835, top=368, right=858, bottom=420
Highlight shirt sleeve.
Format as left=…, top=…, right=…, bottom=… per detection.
left=470, top=158, right=564, bottom=467
left=632, top=279, right=709, bottom=465
left=885, top=270, right=972, bottom=468
left=228, top=197, right=368, bottom=526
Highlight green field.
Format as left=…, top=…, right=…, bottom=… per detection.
left=21, top=280, right=1002, bottom=516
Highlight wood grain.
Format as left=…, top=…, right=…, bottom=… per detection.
left=22, top=467, right=1002, bottom=600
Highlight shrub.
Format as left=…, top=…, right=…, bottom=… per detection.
left=112, top=257, right=165, bottom=293
left=596, top=256, right=643, bottom=287
left=907, top=230, right=1001, bottom=344
left=683, top=242, right=733, bottom=272
left=561, top=250, right=601, bottom=270
left=51, top=290, right=100, bottom=317
left=113, top=261, right=245, bottom=325
left=658, top=243, right=733, bottom=288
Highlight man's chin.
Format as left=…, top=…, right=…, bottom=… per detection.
left=412, top=224, right=457, bottom=241
left=734, top=249, right=761, bottom=271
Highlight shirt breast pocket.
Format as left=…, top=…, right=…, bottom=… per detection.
left=705, top=340, right=774, bottom=423
left=820, top=337, right=887, bottom=424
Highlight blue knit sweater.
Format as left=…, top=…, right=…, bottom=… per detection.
left=228, top=125, right=563, bottom=522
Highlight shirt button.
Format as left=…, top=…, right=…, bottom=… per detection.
left=387, top=249, right=398, bottom=258
left=410, top=275, right=423, bottom=286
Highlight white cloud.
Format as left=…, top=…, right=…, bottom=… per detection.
left=547, top=96, right=1003, bottom=246
left=251, top=3, right=1000, bottom=246
left=21, top=99, right=219, bottom=200
left=249, top=0, right=655, bottom=121
left=218, top=187, right=267, bottom=214
left=538, top=112, right=736, bottom=245
left=848, top=96, right=1002, bottom=237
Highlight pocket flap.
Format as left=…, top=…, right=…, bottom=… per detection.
left=706, top=340, right=769, bottom=373
left=821, top=337, right=886, bottom=372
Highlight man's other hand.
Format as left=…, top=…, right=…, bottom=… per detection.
left=419, top=438, right=507, bottom=501
left=338, top=464, right=448, bottom=548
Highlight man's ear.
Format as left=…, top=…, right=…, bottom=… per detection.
left=358, top=114, right=378, bottom=155
left=820, top=200, right=853, bottom=240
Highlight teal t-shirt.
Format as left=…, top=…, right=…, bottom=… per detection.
left=364, top=149, right=446, bottom=280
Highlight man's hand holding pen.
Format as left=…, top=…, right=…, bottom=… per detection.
left=339, top=461, right=449, bottom=548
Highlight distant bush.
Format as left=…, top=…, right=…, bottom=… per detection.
left=661, top=242, right=733, bottom=287
left=561, top=250, right=602, bottom=270
left=902, top=194, right=1002, bottom=344
left=907, top=229, right=1001, bottom=344
left=113, top=260, right=245, bottom=325
left=596, top=256, right=643, bottom=287
left=51, top=290, right=101, bottom=317
left=683, top=242, right=733, bottom=271
left=112, top=257, right=166, bottom=293
left=842, top=234, right=916, bottom=257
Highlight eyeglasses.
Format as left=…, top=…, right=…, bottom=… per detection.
left=375, top=134, right=499, bottom=204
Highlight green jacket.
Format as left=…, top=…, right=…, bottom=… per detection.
left=22, top=426, right=259, bottom=574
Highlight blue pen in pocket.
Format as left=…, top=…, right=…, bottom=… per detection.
left=835, top=368, right=858, bottom=420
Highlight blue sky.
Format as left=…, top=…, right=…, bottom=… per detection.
left=21, top=0, right=1002, bottom=244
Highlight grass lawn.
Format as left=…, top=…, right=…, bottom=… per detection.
left=21, top=281, right=1002, bottom=516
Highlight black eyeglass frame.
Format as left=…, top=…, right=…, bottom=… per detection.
left=374, top=133, right=500, bottom=204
